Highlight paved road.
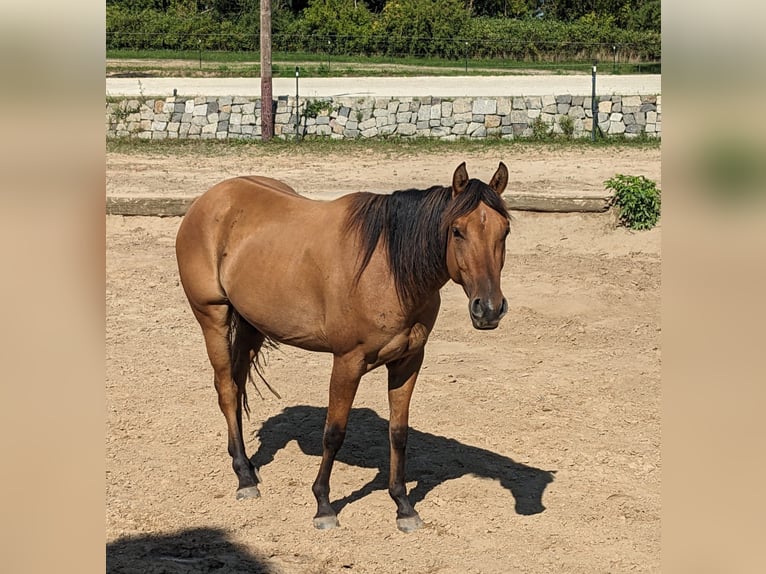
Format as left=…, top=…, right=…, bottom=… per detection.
left=106, top=75, right=661, bottom=98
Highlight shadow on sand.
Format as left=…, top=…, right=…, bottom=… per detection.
left=107, top=527, right=274, bottom=573
left=251, top=405, right=555, bottom=517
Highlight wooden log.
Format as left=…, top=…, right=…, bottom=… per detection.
left=106, top=191, right=613, bottom=217
left=106, top=196, right=197, bottom=217
left=503, top=192, right=612, bottom=213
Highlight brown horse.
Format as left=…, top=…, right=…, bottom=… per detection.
left=175, top=162, right=510, bottom=532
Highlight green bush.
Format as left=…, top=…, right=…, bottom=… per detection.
left=287, top=0, right=374, bottom=54
left=303, top=98, right=334, bottom=119
left=373, top=0, right=470, bottom=59
left=530, top=116, right=550, bottom=140
left=558, top=114, right=574, bottom=138
left=605, top=174, right=661, bottom=230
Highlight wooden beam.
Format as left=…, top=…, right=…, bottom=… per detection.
left=106, top=196, right=196, bottom=217
left=503, top=192, right=612, bottom=213
left=106, top=192, right=613, bottom=217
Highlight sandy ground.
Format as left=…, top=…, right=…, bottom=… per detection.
left=106, top=146, right=660, bottom=200
left=106, top=146, right=660, bottom=573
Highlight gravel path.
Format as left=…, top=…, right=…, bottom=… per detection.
left=106, top=74, right=661, bottom=98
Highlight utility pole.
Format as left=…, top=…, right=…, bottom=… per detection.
left=591, top=61, right=597, bottom=141
left=260, top=0, right=273, bottom=141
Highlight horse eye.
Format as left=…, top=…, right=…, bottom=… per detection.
left=452, top=227, right=463, bottom=239
left=503, top=227, right=510, bottom=239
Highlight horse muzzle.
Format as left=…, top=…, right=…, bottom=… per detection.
left=469, top=296, right=508, bottom=330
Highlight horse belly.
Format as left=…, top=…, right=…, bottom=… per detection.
left=224, top=259, right=335, bottom=352
left=226, top=276, right=332, bottom=352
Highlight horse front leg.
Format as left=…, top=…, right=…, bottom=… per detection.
left=387, top=349, right=425, bottom=532
left=311, top=354, right=363, bottom=530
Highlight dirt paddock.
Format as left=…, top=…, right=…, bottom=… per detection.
left=106, top=146, right=660, bottom=573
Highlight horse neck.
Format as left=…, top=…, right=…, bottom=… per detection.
left=384, top=186, right=453, bottom=307
left=345, top=186, right=453, bottom=308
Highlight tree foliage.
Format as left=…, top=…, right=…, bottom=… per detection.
left=540, top=0, right=660, bottom=33
left=470, top=0, right=535, bottom=18
left=106, top=0, right=660, bottom=59
left=373, top=0, right=470, bottom=58
left=285, top=0, right=374, bottom=53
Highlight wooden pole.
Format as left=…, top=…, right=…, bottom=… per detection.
left=105, top=192, right=613, bottom=217
left=591, top=62, right=597, bottom=141
left=260, top=0, right=273, bottom=141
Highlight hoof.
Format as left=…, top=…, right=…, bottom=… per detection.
left=235, top=485, right=261, bottom=500
left=396, top=515, right=424, bottom=533
left=313, top=515, right=340, bottom=530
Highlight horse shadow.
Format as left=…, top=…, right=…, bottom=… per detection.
left=251, top=405, right=555, bottom=517
left=107, top=527, right=275, bottom=573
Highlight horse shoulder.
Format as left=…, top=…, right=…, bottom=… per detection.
left=354, top=293, right=441, bottom=370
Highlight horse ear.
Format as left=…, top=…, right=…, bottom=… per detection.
left=452, top=162, right=469, bottom=197
left=489, top=162, right=509, bottom=195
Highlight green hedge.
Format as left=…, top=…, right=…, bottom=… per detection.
left=283, top=0, right=375, bottom=54
left=106, top=4, right=660, bottom=62
left=370, top=0, right=470, bottom=59
left=106, top=6, right=258, bottom=50
left=462, top=16, right=661, bottom=62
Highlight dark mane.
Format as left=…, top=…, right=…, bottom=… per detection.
left=344, top=179, right=509, bottom=305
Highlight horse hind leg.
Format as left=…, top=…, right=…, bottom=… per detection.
left=192, top=304, right=263, bottom=500
left=229, top=309, right=273, bottom=499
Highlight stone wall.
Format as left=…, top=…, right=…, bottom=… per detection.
left=106, top=94, right=660, bottom=141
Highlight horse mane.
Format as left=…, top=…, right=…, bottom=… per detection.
left=344, top=179, right=510, bottom=305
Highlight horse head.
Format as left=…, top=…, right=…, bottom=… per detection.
left=444, top=162, right=510, bottom=330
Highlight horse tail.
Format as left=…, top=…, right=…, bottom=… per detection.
left=227, top=307, right=281, bottom=418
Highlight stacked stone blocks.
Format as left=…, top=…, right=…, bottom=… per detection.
left=107, top=94, right=661, bottom=140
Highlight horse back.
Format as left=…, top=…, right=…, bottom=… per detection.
left=177, top=176, right=359, bottom=348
